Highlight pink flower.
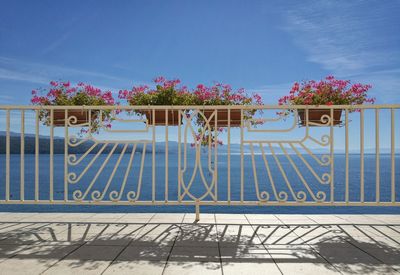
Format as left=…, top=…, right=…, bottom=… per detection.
left=154, top=76, right=166, bottom=83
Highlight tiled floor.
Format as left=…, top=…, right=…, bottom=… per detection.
left=0, top=212, right=399, bottom=274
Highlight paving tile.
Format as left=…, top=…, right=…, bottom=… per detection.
left=0, top=213, right=40, bottom=222
left=40, top=233, right=102, bottom=244
left=42, top=245, right=124, bottom=274
left=116, top=217, right=152, bottom=223
left=259, top=234, right=305, bottom=246
left=183, top=213, right=215, bottom=224
left=309, top=240, right=398, bottom=274
left=0, top=213, right=398, bottom=274
left=217, top=224, right=262, bottom=246
left=169, top=245, right=220, bottom=262
left=335, top=215, right=387, bottom=225
left=163, top=261, right=222, bottom=275
left=90, top=213, right=127, bottom=219
left=305, top=215, right=350, bottom=224
left=116, top=245, right=171, bottom=261
left=277, top=218, right=319, bottom=225
left=174, top=224, right=219, bottom=247
left=268, top=245, right=339, bottom=274
left=366, top=224, right=400, bottom=238
left=215, top=214, right=247, bottom=220
left=121, top=213, right=155, bottom=219
left=85, top=234, right=133, bottom=246
left=245, top=214, right=278, bottom=220
left=222, top=261, right=281, bottom=275
left=335, top=224, right=383, bottom=238
left=215, top=214, right=249, bottom=225
left=103, top=260, right=165, bottom=275
left=215, top=219, right=251, bottom=225
left=346, top=235, right=400, bottom=249
left=132, top=224, right=179, bottom=246
left=150, top=213, right=185, bottom=223
left=246, top=215, right=284, bottom=225
left=64, top=244, right=124, bottom=261
left=0, top=244, right=29, bottom=263
left=43, top=259, right=114, bottom=274
left=220, top=244, right=271, bottom=260
left=0, top=244, right=80, bottom=274
left=275, top=214, right=314, bottom=220
left=363, top=215, right=400, bottom=224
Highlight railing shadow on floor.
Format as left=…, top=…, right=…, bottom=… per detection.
left=0, top=221, right=398, bottom=273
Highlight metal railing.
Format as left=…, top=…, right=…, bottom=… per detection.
left=0, top=105, right=399, bottom=219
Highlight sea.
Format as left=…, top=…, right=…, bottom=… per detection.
left=0, top=153, right=399, bottom=214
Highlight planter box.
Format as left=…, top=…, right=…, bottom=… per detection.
left=52, top=109, right=96, bottom=126
left=203, top=109, right=242, bottom=127
left=142, top=110, right=182, bottom=126
left=298, top=109, right=342, bottom=126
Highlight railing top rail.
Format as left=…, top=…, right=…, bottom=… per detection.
left=0, top=104, right=399, bottom=110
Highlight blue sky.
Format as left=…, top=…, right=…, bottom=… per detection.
left=0, top=0, right=399, bottom=148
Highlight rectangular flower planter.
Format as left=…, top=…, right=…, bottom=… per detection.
left=142, top=110, right=182, bottom=126
left=298, top=109, right=342, bottom=126
left=203, top=109, right=242, bottom=127
left=52, top=109, right=96, bottom=126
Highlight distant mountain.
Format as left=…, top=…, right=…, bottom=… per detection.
left=0, top=131, right=393, bottom=154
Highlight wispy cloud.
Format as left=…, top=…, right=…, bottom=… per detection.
left=40, top=31, right=73, bottom=55
left=282, top=0, right=400, bottom=75
left=0, top=56, right=146, bottom=91
left=0, top=67, right=48, bottom=84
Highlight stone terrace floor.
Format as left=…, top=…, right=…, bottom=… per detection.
left=0, top=213, right=399, bottom=274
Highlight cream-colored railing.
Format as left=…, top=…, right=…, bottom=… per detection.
left=0, top=105, right=399, bottom=219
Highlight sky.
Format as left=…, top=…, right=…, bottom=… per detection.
left=0, top=0, right=399, bottom=148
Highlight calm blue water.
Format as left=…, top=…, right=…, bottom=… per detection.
left=0, top=153, right=399, bottom=214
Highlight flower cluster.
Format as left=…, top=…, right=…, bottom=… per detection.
left=31, top=81, right=116, bottom=133
left=118, top=77, right=264, bottom=146
left=31, top=81, right=115, bottom=106
left=193, top=83, right=263, bottom=106
left=278, top=76, right=374, bottom=107
left=118, top=77, right=195, bottom=106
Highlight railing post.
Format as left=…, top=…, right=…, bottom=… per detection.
left=195, top=199, right=200, bottom=221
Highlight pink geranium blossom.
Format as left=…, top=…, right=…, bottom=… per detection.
left=278, top=76, right=374, bottom=108
left=30, top=80, right=116, bottom=134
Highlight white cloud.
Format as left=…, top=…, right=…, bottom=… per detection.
left=283, top=0, right=400, bottom=75
left=0, top=56, right=147, bottom=91
left=0, top=68, right=48, bottom=84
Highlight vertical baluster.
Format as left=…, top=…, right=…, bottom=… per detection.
left=35, top=110, right=39, bottom=201
left=5, top=110, right=10, bottom=201
left=178, top=109, right=181, bottom=202
left=391, top=109, right=396, bottom=203
left=165, top=109, right=168, bottom=202
left=152, top=108, right=155, bottom=202
left=330, top=108, right=334, bottom=203
left=64, top=109, right=68, bottom=201
left=227, top=108, right=231, bottom=203
left=375, top=109, right=380, bottom=202
left=240, top=108, right=244, bottom=203
left=50, top=109, right=54, bottom=201
left=345, top=109, right=349, bottom=203
left=360, top=109, right=364, bottom=202
left=214, top=108, right=218, bottom=201
left=20, top=110, right=25, bottom=201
